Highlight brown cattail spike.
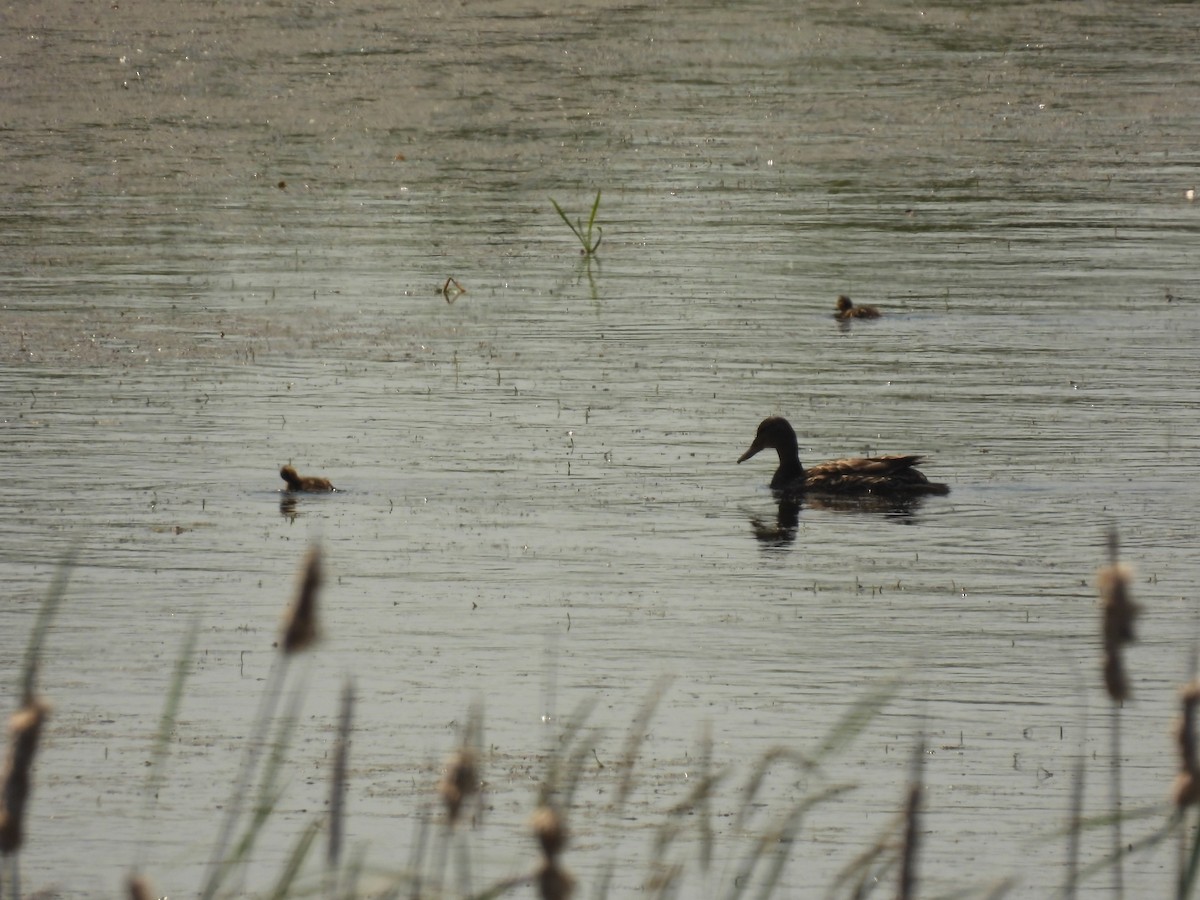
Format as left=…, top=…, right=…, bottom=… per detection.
left=0, top=696, right=51, bottom=855
left=1102, top=654, right=1129, bottom=706
left=1099, top=563, right=1137, bottom=646
left=532, top=803, right=568, bottom=861
left=1097, top=532, right=1137, bottom=702
left=128, top=874, right=155, bottom=900
left=281, top=546, right=321, bottom=655
left=438, top=748, right=478, bottom=828
left=1173, top=682, right=1200, bottom=808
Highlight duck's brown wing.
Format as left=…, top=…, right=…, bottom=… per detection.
left=802, top=455, right=947, bottom=495
left=807, top=455, right=926, bottom=477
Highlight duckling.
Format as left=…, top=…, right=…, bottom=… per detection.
left=280, top=464, right=335, bottom=493
left=738, top=416, right=948, bottom=496
left=833, top=295, right=881, bottom=320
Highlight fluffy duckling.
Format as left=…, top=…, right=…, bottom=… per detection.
left=280, top=464, right=335, bottom=493
left=738, top=416, right=948, bottom=496
left=833, top=295, right=881, bottom=320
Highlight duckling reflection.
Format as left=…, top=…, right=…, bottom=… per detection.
left=279, top=496, right=300, bottom=519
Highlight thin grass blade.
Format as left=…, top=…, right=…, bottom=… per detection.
left=21, top=548, right=75, bottom=702
left=266, top=816, right=321, bottom=900
left=134, top=618, right=200, bottom=873
left=550, top=198, right=586, bottom=245
left=614, top=677, right=671, bottom=813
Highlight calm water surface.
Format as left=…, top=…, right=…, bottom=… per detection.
left=3, top=1, right=1200, bottom=896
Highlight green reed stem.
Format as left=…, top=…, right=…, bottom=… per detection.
left=20, top=548, right=75, bottom=703
left=327, top=678, right=354, bottom=893
left=267, top=816, right=321, bottom=900
left=550, top=191, right=603, bottom=256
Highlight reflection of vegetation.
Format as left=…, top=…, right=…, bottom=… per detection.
left=436, top=278, right=463, bottom=307
left=438, top=276, right=466, bottom=305
left=581, top=255, right=599, bottom=305
left=551, top=190, right=603, bottom=256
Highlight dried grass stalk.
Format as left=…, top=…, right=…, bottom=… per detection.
left=281, top=546, right=321, bottom=655
left=0, top=697, right=51, bottom=855
left=897, top=765, right=923, bottom=900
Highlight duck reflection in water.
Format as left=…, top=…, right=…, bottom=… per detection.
left=748, top=498, right=802, bottom=547
left=747, top=493, right=927, bottom=547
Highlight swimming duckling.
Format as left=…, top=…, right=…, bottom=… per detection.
left=280, top=464, right=335, bottom=493
left=738, top=416, right=948, bottom=496
left=833, top=295, right=881, bottom=320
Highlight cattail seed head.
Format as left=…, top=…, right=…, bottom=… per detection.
left=438, top=748, right=478, bottom=828
left=128, top=874, right=154, bottom=900
left=1172, top=772, right=1200, bottom=810
left=0, top=696, right=51, bottom=855
left=1102, top=654, right=1129, bottom=705
left=532, top=803, right=568, bottom=860
left=1173, top=682, right=1200, bottom=808
left=1097, top=559, right=1137, bottom=702
left=1099, top=562, right=1137, bottom=645
left=281, top=546, right=321, bottom=655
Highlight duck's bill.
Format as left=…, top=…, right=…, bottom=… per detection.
left=737, top=443, right=762, bottom=464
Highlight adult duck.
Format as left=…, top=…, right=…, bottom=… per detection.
left=280, top=464, right=336, bottom=493
left=833, top=295, right=881, bottom=320
left=738, top=417, right=948, bottom=496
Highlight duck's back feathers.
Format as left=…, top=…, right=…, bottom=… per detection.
left=806, top=454, right=926, bottom=478
left=800, top=455, right=948, bottom=495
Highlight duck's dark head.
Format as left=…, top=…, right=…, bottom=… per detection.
left=835, top=295, right=853, bottom=312
left=738, top=416, right=799, bottom=464
left=280, top=465, right=301, bottom=488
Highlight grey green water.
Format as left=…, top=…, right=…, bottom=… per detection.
left=3, top=1, right=1200, bottom=896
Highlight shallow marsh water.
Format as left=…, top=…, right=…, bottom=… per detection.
left=3, top=1, right=1200, bottom=897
